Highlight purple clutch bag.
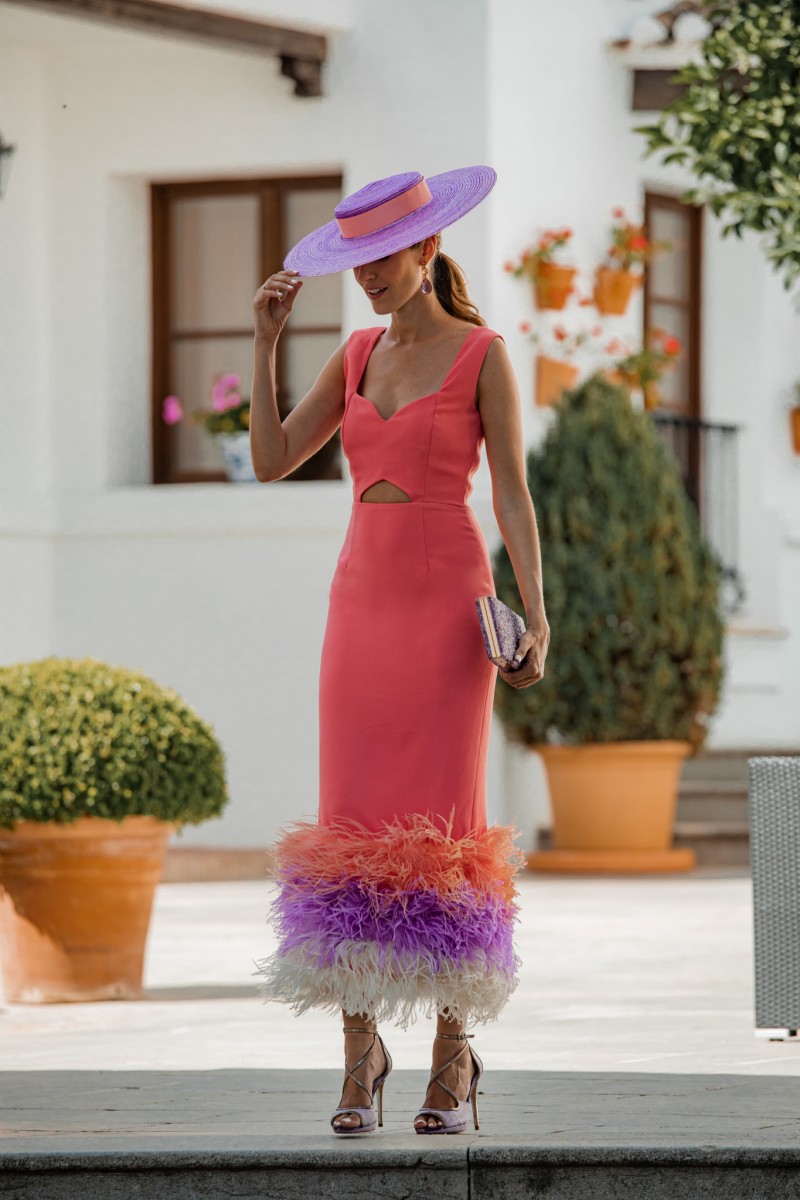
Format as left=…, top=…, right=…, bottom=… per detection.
left=474, top=594, right=526, bottom=670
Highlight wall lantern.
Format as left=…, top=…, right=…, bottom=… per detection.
left=0, top=131, right=17, bottom=199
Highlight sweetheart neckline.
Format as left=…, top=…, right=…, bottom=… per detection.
left=352, top=389, right=438, bottom=423
left=352, top=325, right=481, bottom=423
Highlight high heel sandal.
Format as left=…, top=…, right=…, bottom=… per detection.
left=413, top=1031, right=484, bottom=1135
left=330, top=1025, right=393, bottom=1135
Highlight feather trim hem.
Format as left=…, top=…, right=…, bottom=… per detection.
left=252, top=941, right=520, bottom=1029
left=272, top=811, right=525, bottom=903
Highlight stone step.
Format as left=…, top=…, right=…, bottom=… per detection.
left=537, top=819, right=751, bottom=868
left=4, top=1143, right=798, bottom=1199
left=673, top=819, right=751, bottom=867
left=681, top=747, right=799, bottom=786
left=676, top=782, right=750, bottom=823
left=2, top=1069, right=799, bottom=1200
left=161, top=846, right=274, bottom=883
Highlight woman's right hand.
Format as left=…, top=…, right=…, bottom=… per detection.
left=253, top=268, right=303, bottom=342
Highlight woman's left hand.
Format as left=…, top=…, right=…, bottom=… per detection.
left=497, top=616, right=550, bottom=689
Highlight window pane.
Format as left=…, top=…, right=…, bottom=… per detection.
left=170, top=336, right=253, bottom=473
left=648, top=206, right=690, bottom=301
left=283, top=331, right=344, bottom=412
left=172, top=194, right=259, bottom=332
left=285, top=189, right=344, bottom=327
left=648, top=303, right=689, bottom=412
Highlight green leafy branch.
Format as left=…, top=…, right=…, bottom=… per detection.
left=634, top=1, right=800, bottom=291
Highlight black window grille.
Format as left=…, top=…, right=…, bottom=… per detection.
left=652, top=412, right=746, bottom=615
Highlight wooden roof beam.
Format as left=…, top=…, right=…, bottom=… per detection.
left=3, top=0, right=327, bottom=96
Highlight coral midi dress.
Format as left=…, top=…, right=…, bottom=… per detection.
left=255, top=323, right=524, bottom=1029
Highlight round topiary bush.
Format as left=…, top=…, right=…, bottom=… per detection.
left=0, top=657, right=229, bottom=829
left=493, top=373, right=725, bottom=750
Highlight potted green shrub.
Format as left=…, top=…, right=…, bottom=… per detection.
left=0, top=657, right=229, bottom=1001
left=492, top=373, right=725, bottom=873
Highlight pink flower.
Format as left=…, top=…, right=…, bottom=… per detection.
left=162, top=395, right=183, bottom=425
left=519, top=319, right=533, bottom=334
left=218, top=372, right=242, bottom=391
left=212, top=373, right=243, bottom=412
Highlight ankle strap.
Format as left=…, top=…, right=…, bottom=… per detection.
left=343, top=1025, right=377, bottom=1034
left=435, top=1031, right=473, bottom=1040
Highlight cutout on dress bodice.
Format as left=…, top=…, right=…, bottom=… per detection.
left=360, top=480, right=412, bottom=504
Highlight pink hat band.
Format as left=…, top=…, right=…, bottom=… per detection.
left=336, top=178, right=433, bottom=239
left=283, top=166, right=497, bottom=278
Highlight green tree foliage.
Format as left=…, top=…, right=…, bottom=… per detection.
left=0, top=657, right=229, bottom=828
left=635, top=1, right=800, bottom=290
left=492, top=375, right=725, bottom=748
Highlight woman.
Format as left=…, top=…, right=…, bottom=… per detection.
left=251, top=167, right=550, bottom=1136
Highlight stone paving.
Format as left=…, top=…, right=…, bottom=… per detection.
left=1, top=868, right=799, bottom=1198
left=3, top=866, right=797, bottom=1079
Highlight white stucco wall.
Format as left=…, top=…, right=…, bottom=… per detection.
left=0, top=0, right=499, bottom=850
left=0, top=0, right=797, bottom=854
left=484, top=0, right=800, bottom=770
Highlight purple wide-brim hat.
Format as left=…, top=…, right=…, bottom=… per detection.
left=283, top=166, right=497, bottom=277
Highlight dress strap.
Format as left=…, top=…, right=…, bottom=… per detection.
left=444, top=326, right=505, bottom=407
left=343, top=327, right=385, bottom=409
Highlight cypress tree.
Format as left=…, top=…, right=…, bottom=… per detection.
left=493, top=374, right=725, bottom=749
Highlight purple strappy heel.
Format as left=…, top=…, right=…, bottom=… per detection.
left=331, top=1025, right=393, bottom=1135
left=414, top=1031, right=484, bottom=1134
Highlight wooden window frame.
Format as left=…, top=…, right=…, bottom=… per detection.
left=151, top=173, right=342, bottom=485
left=643, top=189, right=703, bottom=420
left=643, top=190, right=704, bottom=509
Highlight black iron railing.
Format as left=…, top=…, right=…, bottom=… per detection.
left=651, top=412, right=746, bottom=615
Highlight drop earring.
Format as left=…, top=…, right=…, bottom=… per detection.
left=420, top=264, right=433, bottom=295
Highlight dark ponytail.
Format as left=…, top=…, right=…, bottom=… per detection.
left=413, top=234, right=487, bottom=327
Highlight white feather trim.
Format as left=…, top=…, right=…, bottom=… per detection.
left=252, top=939, right=520, bottom=1029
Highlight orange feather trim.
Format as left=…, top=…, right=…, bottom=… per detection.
left=271, top=810, right=524, bottom=905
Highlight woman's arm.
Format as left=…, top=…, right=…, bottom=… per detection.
left=249, top=269, right=349, bottom=482
left=477, top=336, right=550, bottom=689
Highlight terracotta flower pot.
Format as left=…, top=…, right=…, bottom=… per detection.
left=0, top=815, right=176, bottom=1003
left=643, top=380, right=661, bottom=410
left=593, top=266, right=640, bottom=315
left=605, top=368, right=638, bottom=391
left=532, top=262, right=576, bottom=311
left=529, top=740, right=695, bottom=873
left=791, top=406, right=800, bottom=454
left=535, top=355, right=579, bottom=408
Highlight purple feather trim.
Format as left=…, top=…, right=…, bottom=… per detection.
left=270, top=878, right=519, bottom=977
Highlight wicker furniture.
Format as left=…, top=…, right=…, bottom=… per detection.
left=748, top=756, right=800, bottom=1041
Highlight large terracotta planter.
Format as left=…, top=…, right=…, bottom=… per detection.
left=529, top=740, right=695, bottom=873
left=532, top=262, right=576, bottom=311
left=535, top=355, right=579, bottom=408
left=0, top=815, right=176, bottom=1003
left=593, top=266, right=640, bottom=315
